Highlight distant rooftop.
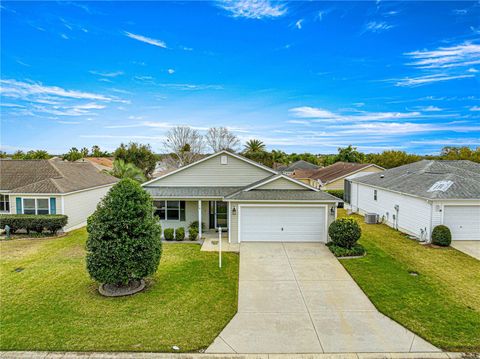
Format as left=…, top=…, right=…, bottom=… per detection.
left=350, top=160, right=480, bottom=200
left=293, top=162, right=381, bottom=184
left=0, top=158, right=118, bottom=194
left=278, top=160, right=320, bottom=173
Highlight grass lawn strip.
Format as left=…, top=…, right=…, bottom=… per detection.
left=0, top=228, right=239, bottom=352
left=338, top=209, right=480, bottom=352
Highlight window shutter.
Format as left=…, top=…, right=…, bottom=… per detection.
left=16, top=198, right=22, bottom=214
left=180, top=201, right=186, bottom=221
left=50, top=198, right=56, bottom=215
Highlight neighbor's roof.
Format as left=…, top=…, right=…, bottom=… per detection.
left=294, top=162, right=381, bottom=184
left=143, top=186, right=243, bottom=198
left=350, top=160, right=480, bottom=200
left=80, top=157, right=114, bottom=171
left=0, top=158, right=119, bottom=194
left=225, top=189, right=340, bottom=201
left=278, top=160, right=320, bottom=172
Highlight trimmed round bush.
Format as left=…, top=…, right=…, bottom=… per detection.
left=188, top=227, right=198, bottom=241
left=163, top=228, right=174, bottom=241
left=431, top=225, right=452, bottom=247
left=189, top=221, right=205, bottom=231
left=86, top=178, right=162, bottom=286
left=328, top=217, right=361, bottom=249
left=175, top=227, right=185, bottom=241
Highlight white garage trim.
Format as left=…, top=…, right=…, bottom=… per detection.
left=442, top=204, right=480, bottom=241
left=237, top=204, right=328, bottom=243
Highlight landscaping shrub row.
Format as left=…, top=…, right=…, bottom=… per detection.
left=0, top=214, right=68, bottom=234
left=163, top=223, right=200, bottom=241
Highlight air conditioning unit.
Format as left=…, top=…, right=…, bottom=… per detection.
left=365, top=213, right=379, bottom=224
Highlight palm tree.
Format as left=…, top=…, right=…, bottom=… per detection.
left=109, top=159, right=146, bottom=183
left=244, top=139, right=266, bottom=153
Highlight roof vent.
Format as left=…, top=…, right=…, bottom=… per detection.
left=380, top=174, right=384, bottom=178
left=220, top=155, right=228, bottom=165
left=427, top=180, right=453, bottom=193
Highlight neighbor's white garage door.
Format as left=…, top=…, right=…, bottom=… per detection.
left=239, top=206, right=326, bottom=242
left=443, top=206, right=480, bottom=241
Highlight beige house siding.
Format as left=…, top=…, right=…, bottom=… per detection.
left=228, top=201, right=337, bottom=243
left=147, top=153, right=274, bottom=187
left=9, top=194, right=63, bottom=215
left=62, top=185, right=112, bottom=231
left=157, top=200, right=210, bottom=236
left=256, top=177, right=307, bottom=190
left=322, top=166, right=384, bottom=190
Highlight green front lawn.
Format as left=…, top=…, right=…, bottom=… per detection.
left=338, top=209, right=480, bottom=352
left=0, top=229, right=239, bottom=352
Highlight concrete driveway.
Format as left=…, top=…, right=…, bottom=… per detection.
left=451, top=241, right=480, bottom=260
left=207, top=242, right=439, bottom=354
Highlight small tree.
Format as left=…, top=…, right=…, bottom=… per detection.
left=114, top=142, right=157, bottom=178
left=206, top=127, right=240, bottom=152
left=86, top=179, right=162, bottom=292
left=328, top=218, right=362, bottom=249
left=109, top=159, right=146, bottom=183
left=163, top=126, right=205, bottom=167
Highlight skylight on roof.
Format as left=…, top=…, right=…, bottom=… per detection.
left=427, top=180, right=454, bottom=192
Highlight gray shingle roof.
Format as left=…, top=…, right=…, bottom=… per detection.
left=0, top=158, right=119, bottom=194
left=143, top=186, right=243, bottom=198
left=350, top=160, right=480, bottom=200
left=278, top=160, right=320, bottom=172
left=225, top=189, right=340, bottom=201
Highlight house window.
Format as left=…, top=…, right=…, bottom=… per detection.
left=374, top=190, right=378, bottom=201
left=153, top=200, right=185, bottom=221
left=0, top=194, right=9, bottom=212
left=23, top=198, right=50, bottom=215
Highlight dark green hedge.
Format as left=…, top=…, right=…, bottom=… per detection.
left=0, top=214, right=68, bottom=234
left=325, top=190, right=344, bottom=200
left=327, top=242, right=365, bottom=257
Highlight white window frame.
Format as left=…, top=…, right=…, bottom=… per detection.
left=0, top=194, right=10, bottom=213
left=22, top=198, right=51, bottom=215
left=154, top=200, right=184, bottom=221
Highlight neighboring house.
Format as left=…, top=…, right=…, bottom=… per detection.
left=277, top=160, right=321, bottom=176
left=0, top=158, right=118, bottom=231
left=78, top=157, right=114, bottom=172
left=142, top=151, right=340, bottom=243
left=292, top=162, right=384, bottom=190
left=345, top=160, right=480, bottom=242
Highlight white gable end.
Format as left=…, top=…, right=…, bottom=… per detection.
left=255, top=177, right=310, bottom=190
left=147, top=152, right=275, bottom=187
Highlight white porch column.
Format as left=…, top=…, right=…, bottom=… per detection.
left=198, top=200, right=202, bottom=239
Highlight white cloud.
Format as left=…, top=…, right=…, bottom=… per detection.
left=61, top=33, right=69, bottom=40
left=287, top=119, right=310, bottom=125
left=395, top=73, right=474, bottom=87
left=468, top=68, right=479, bottom=73
left=89, top=70, right=124, bottom=77
left=289, top=106, right=421, bottom=122
left=217, top=0, right=287, bottom=19
left=365, top=21, right=394, bottom=33
left=167, top=69, right=175, bottom=74
left=295, top=19, right=303, bottom=30
left=405, top=42, right=480, bottom=69
left=470, top=106, right=480, bottom=111
left=418, top=105, right=443, bottom=112
left=124, top=31, right=167, bottom=48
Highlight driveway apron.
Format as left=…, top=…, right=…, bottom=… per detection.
left=207, top=242, right=440, bottom=354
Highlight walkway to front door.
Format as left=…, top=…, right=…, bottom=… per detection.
left=207, top=242, right=439, bottom=354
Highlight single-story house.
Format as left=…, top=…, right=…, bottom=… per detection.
left=345, top=160, right=480, bottom=242
left=277, top=160, right=321, bottom=176
left=292, top=162, right=384, bottom=190
left=0, top=158, right=118, bottom=231
left=142, top=151, right=340, bottom=243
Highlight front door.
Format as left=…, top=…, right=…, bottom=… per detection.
left=209, top=201, right=228, bottom=229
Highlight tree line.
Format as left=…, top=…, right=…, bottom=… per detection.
left=2, top=126, right=479, bottom=182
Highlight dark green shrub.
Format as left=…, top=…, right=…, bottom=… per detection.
left=328, top=217, right=361, bottom=249
left=164, top=228, right=174, bottom=241
left=175, top=227, right=185, bottom=241
left=86, top=178, right=162, bottom=286
left=188, top=227, right=198, bottom=241
left=189, top=221, right=206, bottom=231
left=0, top=214, right=68, bottom=234
left=326, top=242, right=365, bottom=257
left=431, top=225, right=452, bottom=247
left=325, top=190, right=344, bottom=200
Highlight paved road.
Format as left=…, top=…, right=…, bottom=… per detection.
left=207, top=242, right=440, bottom=354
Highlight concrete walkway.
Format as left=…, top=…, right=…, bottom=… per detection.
left=207, top=242, right=440, bottom=354
left=451, top=241, right=480, bottom=260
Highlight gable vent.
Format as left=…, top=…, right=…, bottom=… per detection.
left=220, top=155, right=228, bottom=165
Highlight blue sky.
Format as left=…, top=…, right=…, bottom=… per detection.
left=1, top=1, right=479, bottom=155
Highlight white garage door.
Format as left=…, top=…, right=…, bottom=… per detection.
left=239, top=206, right=326, bottom=242
left=443, top=206, right=480, bottom=241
